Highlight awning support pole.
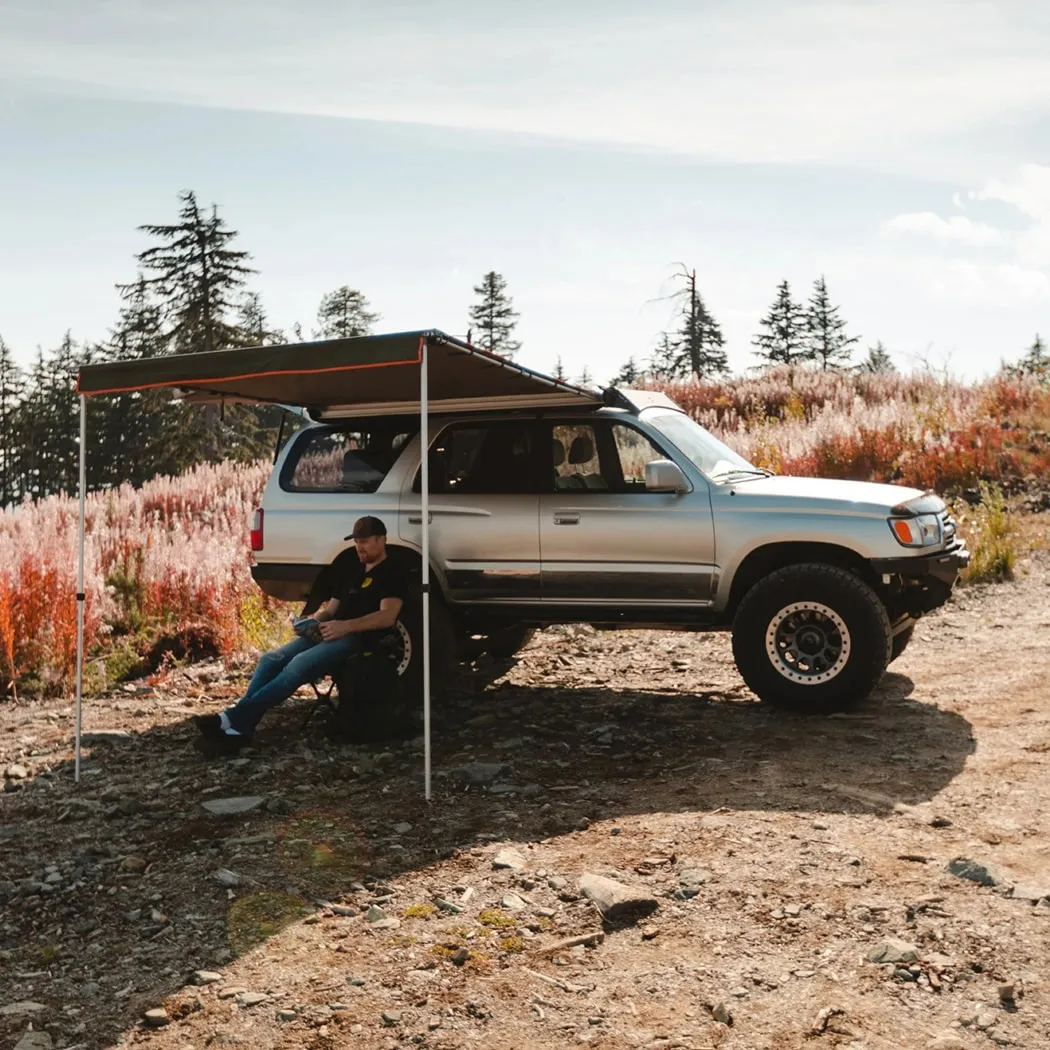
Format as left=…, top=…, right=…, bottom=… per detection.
left=74, top=394, right=87, bottom=784
left=420, top=339, right=431, bottom=801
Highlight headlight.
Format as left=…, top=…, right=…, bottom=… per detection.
left=888, top=513, right=942, bottom=548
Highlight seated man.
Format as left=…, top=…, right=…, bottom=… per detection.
left=193, top=515, right=406, bottom=754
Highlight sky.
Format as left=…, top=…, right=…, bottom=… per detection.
left=1, top=0, right=1049, bottom=382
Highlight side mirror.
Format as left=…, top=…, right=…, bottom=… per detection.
left=645, top=459, right=690, bottom=493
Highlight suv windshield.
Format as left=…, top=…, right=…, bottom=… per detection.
left=643, top=408, right=763, bottom=481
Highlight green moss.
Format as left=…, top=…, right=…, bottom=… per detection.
left=498, top=936, right=525, bottom=953
left=401, top=903, right=437, bottom=919
left=477, top=909, right=516, bottom=929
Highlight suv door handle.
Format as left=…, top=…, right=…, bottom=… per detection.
left=553, top=513, right=580, bottom=526
left=408, top=512, right=433, bottom=524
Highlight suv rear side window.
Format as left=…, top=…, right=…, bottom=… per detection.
left=282, top=425, right=415, bottom=492
left=413, top=421, right=544, bottom=494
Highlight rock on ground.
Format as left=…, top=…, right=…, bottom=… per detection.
left=201, top=796, right=267, bottom=815
left=492, top=847, right=528, bottom=871
left=867, top=939, right=920, bottom=964
left=14, top=1032, right=53, bottom=1050
left=578, top=872, right=658, bottom=921
left=946, top=857, right=1007, bottom=887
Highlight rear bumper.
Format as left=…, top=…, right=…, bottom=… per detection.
left=871, top=542, right=970, bottom=613
left=251, top=562, right=321, bottom=602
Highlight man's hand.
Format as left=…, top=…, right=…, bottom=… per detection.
left=318, top=619, right=352, bottom=642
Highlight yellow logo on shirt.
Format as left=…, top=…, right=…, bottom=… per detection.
left=361, top=576, right=373, bottom=588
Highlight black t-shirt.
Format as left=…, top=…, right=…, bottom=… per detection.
left=308, top=549, right=408, bottom=623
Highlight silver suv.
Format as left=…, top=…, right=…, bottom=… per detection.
left=251, top=389, right=968, bottom=713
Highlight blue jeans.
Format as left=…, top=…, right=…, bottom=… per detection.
left=224, top=633, right=365, bottom=735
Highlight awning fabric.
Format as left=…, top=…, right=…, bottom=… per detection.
left=76, top=330, right=599, bottom=417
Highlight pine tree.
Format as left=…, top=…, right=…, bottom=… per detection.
left=1014, top=333, right=1049, bottom=381
left=46, top=332, right=81, bottom=496
left=16, top=350, right=49, bottom=499
left=649, top=332, right=683, bottom=381
left=577, top=365, right=594, bottom=386
left=238, top=292, right=285, bottom=346
left=752, top=280, right=809, bottom=366
left=232, top=292, right=288, bottom=440
left=0, top=335, right=25, bottom=507
left=672, top=269, right=728, bottom=378
left=315, top=287, right=379, bottom=340
left=124, top=190, right=255, bottom=355
left=96, top=278, right=176, bottom=487
left=805, top=276, right=859, bottom=370
left=552, top=355, right=567, bottom=381
left=858, top=341, right=896, bottom=374
left=18, top=334, right=81, bottom=498
left=468, top=272, right=521, bottom=358
left=612, top=356, right=644, bottom=386
left=121, top=191, right=258, bottom=465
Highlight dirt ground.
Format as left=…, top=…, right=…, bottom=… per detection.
left=2, top=546, right=1049, bottom=1050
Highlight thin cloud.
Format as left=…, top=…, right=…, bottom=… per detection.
left=4, top=0, right=1050, bottom=171
left=880, top=165, right=1050, bottom=303
left=881, top=212, right=1004, bottom=247
left=974, top=163, right=1050, bottom=266
left=919, top=259, right=1050, bottom=305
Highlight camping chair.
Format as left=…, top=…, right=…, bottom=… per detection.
left=300, top=627, right=409, bottom=741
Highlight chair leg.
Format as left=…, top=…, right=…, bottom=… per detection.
left=301, top=678, right=335, bottom=731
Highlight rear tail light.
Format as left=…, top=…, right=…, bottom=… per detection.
left=250, top=508, right=264, bottom=551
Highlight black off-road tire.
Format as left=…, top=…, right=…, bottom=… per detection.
left=397, top=595, right=456, bottom=710
left=731, top=563, right=891, bottom=714
left=890, top=625, right=915, bottom=663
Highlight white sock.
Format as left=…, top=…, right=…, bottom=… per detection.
left=219, top=712, right=243, bottom=736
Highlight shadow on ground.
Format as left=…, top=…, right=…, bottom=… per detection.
left=0, top=663, right=974, bottom=1048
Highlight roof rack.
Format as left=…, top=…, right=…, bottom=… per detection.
left=601, top=387, right=684, bottom=414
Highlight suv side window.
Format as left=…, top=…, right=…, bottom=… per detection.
left=282, top=425, right=415, bottom=492
left=611, top=423, right=666, bottom=489
left=551, top=422, right=666, bottom=493
left=413, top=421, right=544, bottom=494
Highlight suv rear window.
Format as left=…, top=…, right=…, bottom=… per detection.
left=281, top=424, right=416, bottom=493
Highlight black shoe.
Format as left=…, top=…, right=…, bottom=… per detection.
left=212, top=733, right=247, bottom=756
left=195, top=730, right=248, bottom=757
left=192, top=713, right=224, bottom=740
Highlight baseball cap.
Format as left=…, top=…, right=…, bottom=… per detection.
left=345, top=515, right=387, bottom=541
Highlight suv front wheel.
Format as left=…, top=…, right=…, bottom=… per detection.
left=732, top=563, right=891, bottom=714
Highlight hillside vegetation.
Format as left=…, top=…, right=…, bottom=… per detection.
left=1, top=368, right=1047, bottom=699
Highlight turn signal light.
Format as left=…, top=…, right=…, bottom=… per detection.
left=888, top=513, right=941, bottom=548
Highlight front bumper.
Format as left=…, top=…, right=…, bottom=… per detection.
left=872, top=541, right=970, bottom=585
left=871, top=541, right=970, bottom=614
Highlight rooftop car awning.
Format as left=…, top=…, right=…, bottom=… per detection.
left=76, top=329, right=600, bottom=417
left=72, top=328, right=600, bottom=798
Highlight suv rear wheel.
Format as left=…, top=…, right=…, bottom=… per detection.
left=732, top=563, right=891, bottom=714
left=396, top=595, right=456, bottom=706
